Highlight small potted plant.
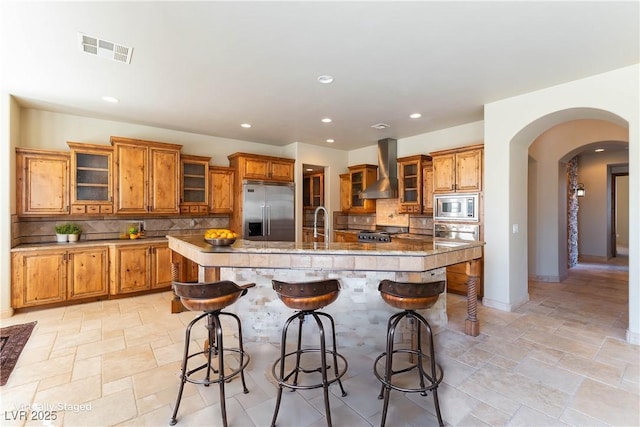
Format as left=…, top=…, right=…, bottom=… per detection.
left=54, top=223, right=70, bottom=242
left=67, top=223, right=82, bottom=242
left=54, top=223, right=82, bottom=242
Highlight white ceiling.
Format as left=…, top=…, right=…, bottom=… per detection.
left=1, top=1, right=638, bottom=151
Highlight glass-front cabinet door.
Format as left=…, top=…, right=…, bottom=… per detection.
left=67, top=142, right=113, bottom=214
left=347, top=164, right=377, bottom=213
left=397, top=154, right=431, bottom=214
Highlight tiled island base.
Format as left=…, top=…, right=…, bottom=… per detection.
left=167, top=235, right=485, bottom=346
left=218, top=266, right=447, bottom=348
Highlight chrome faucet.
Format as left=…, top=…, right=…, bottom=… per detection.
left=313, top=206, right=330, bottom=243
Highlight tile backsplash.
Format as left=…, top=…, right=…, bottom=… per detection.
left=375, top=199, right=409, bottom=227
left=13, top=215, right=230, bottom=246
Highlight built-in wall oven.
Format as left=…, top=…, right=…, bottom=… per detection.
left=434, top=193, right=479, bottom=222
left=434, top=222, right=480, bottom=242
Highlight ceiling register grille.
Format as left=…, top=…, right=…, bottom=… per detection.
left=78, top=33, right=133, bottom=64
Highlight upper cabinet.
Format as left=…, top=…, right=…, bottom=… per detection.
left=303, top=172, right=324, bottom=208
left=431, top=144, right=483, bottom=193
left=339, top=173, right=351, bottom=212
left=209, top=166, right=234, bottom=214
left=347, top=164, right=377, bottom=213
left=227, top=152, right=295, bottom=234
left=180, top=154, right=210, bottom=214
left=16, top=148, right=70, bottom=216
left=67, top=142, right=113, bottom=215
left=397, top=155, right=432, bottom=214
left=422, top=163, right=434, bottom=214
left=228, top=152, right=294, bottom=182
left=111, top=136, right=182, bottom=215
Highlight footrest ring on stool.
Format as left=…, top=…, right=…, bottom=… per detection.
left=272, top=348, right=348, bottom=391
left=373, top=349, right=443, bottom=394
left=182, top=348, right=250, bottom=386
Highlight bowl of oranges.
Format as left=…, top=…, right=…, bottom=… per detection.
left=204, top=228, right=239, bottom=246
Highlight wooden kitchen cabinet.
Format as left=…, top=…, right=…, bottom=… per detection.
left=228, top=152, right=295, bottom=234
left=446, top=261, right=484, bottom=298
left=339, top=173, right=351, bottom=212
left=303, top=172, right=324, bottom=208
left=111, top=136, right=182, bottom=215
left=209, top=166, right=234, bottom=214
left=431, top=144, right=483, bottom=193
left=110, top=242, right=172, bottom=295
left=303, top=228, right=325, bottom=243
left=67, top=142, right=113, bottom=215
left=333, top=230, right=358, bottom=243
left=347, top=164, right=377, bottom=213
left=228, top=152, right=294, bottom=182
left=397, top=154, right=431, bottom=214
left=180, top=154, right=210, bottom=214
left=66, top=248, right=109, bottom=300
left=422, top=164, right=434, bottom=214
left=11, top=246, right=108, bottom=308
left=16, top=148, right=70, bottom=216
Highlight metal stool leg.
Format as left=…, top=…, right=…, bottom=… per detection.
left=221, top=311, right=250, bottom=394
left=170, top=312, right=207, bottom=425
left=271, top=312, right=298, bottom=427
left=379, top=311, right=404, bottom=427
left=317, top=312, right=347, bottom=398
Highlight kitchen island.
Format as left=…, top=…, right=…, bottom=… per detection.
left=167, top=235, right=483, bottom=347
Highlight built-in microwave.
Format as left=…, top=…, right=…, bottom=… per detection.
left=434, top=193, right=479, bottom=222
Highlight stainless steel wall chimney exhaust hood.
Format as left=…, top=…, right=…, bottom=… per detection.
left=359, top=138, right=398, bottom=199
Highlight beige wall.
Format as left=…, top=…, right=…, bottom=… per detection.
left=578, top=150, right=629, bottom=258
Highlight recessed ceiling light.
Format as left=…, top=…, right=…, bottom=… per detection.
left=241, top=123, right=251, bottom=128
left=305, top=168, right=314, bottom=172
left=317, top=75, right=334, bottom=84
left=321, top=118, right=332, bottom=123
left=409, top=113, right=422, bottom=119
left=326, top=139, right=335, bottom=143
left=594, top=148, right=605, bottom=152
left=102, top=96, right=119, bottom=103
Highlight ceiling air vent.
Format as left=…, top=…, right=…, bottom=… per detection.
left=78, top=33, right=133, bottom=64
left=371, top=123, right=391, bottom=130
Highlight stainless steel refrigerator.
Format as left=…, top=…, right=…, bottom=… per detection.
left=242, top=180, right=295, bottom=241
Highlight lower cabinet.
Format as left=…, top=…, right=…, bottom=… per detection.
left=302, top=228, right=324, bottom=243
left=11, top=241, right=172, bottom=309
left=333, top=230, right=359, bottom=243
left=110, top=242, right=172, bottom=295
left=11, top=247, right=108, bottom=308
left=446, top=261, right=484, bottom=298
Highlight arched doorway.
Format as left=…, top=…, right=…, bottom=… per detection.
left=527, top=121, right=629, bottom=281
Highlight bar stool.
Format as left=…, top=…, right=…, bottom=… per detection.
left=373, top=279, right=446, bottom=427
left=270, top=279, right=348, bottom=427
left=169, top=280, right=255, bottom=427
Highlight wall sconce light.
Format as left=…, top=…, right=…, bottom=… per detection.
left=576, top=183, right=585, bottom=197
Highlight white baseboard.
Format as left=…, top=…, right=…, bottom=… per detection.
left=529, top=274, right=561, bottom=283
left=0, top=307, right=15, bottom=319
left=626, top=329, right=640, bottom=346
left=482, top=293, right=529, bottom=312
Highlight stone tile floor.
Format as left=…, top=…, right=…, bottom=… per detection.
left=0, top=257, right=637, bottom=426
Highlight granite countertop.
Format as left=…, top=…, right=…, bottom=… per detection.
left=167, top=234, right=482, bottom=257
left=10, top=236, right=169, bottom=252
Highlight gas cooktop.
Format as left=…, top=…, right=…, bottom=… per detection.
left=357, top=230, right=393, bottom=243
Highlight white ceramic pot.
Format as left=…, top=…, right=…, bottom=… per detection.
left=56, top=233, right=68, bottom=243
left=68, top=233, right=79, bottom=242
